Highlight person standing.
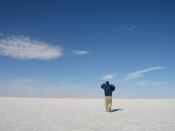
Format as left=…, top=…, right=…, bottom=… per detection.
left=101, top=81, right=115, bottom=112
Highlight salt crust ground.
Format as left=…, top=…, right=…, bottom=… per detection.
left=0, top=97, right=175, bottom=131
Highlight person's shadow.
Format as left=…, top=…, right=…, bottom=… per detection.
left=111, top=109, right=123, bottom=112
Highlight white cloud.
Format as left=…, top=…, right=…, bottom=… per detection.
left=0, top=36, right=62, bottom=60
left=128, top=25, right=137, bottom=30
left=125, top=66, right=165, bottom=80
left=118, top=25, right=137, bottom=31
left=118, top=25, right=127, bottom=31
left=72, top=50, right=89, bottom=55
left=101, top=73, right=117, bottom=81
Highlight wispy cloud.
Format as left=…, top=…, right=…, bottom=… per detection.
left=118, top=25, right=138, bottom=31
left=101, top=73, right=117, bottom=81
left=72, top=50, right=89, bottom=55
left=125, top=66, right=165, bottom=80
left=0, top=35, right=62, bottom=60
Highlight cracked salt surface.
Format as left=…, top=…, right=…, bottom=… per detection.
left=0, top=97, right=175, bottom=131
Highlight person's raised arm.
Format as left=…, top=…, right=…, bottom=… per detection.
left=111, top=85, right=115, bottom=91
left=101, top=84, right=105, bottom=89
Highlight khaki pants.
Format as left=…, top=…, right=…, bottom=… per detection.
left=105, top=96, right=112, bottom=112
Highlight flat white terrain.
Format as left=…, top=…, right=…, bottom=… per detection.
left=0, top=97, right=175, bottom=131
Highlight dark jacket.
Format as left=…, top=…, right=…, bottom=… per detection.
left=101, top=83, right=115, bottom=96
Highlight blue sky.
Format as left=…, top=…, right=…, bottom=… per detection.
left=0, top=0, right=175, bottom=98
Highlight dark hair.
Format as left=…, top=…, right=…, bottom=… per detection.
left=106, top=81, right=109, bottom=84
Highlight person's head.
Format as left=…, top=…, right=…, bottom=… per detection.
left=106, top=81, right=109, bottom=84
